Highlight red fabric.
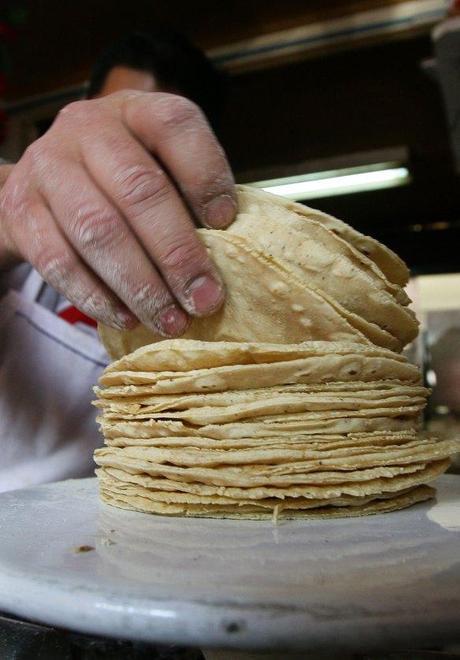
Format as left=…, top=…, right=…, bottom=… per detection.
left=449, top=0, right=460, bottom=15
left=58, top=306, right=97, bottom=328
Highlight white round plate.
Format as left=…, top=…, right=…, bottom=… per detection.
left=0, top=476, right=459, bottom=652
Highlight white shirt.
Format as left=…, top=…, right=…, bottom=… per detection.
left=0, top=265, right=109, bottom=492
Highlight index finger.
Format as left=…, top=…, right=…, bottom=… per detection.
left=122, top=92, right=237, bottom=229
left=78, top=117, right=226, bottom=319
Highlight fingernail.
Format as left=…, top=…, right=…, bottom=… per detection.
left=205, top=194, right=237, bottom=228
left=184, top=274, right=225, bottom=316
left=158, top=305, right=189, bottom=337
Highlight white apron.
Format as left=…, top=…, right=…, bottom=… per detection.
left=0, top=269, right=109, bottom=492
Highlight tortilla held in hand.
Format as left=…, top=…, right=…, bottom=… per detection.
left=94, top=187, right=458, bottom=520
left=99, top=186, right=417, bottom=359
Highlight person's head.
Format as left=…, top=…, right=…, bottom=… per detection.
left=87, top=31, right=225, bottom=131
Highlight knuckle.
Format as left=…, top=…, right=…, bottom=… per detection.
left=194, top=170, right=233, bottom=201
left=56, top=99, right=104, bottom=134
left=117, top=165, right=169, bottom=211
left=58, top=99, right=92, bottom=121
left=72, top=205, right=122, bottom=250
left=159, top=235, right=206, bottom=272
left=24, top=137, right=51, bottom=169
left=77, top=289, right=112, bottom=320
left=155, top=95, right=201, bottom=131
left=130, top=280, right=171, bottom=315
left=111, top=89, right=141, bottom=102
left=35, top=249, right=106, bottom=318
left=23, top=138, right=64, bottom=179
left=34, top=248, right=77, bottom=284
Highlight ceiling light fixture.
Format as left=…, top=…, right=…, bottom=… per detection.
left=249, top=163, right=410, bottom=201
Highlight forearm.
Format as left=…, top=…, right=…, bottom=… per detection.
left=0, top=163, right=22, bottom=271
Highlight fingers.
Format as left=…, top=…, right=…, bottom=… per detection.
left=1, top=91, right=237, bottom=333
left=4, top=192, right=137, bottom=330
left=79, top=121, right=225, bottom=317
left=37, top=158, right=190, bottom=336
left=122, top=93, right=237, bottom=229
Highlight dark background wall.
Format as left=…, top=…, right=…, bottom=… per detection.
left=3, top=0, right=459, bottom=274
left=218, top=36, right=460, bottom=274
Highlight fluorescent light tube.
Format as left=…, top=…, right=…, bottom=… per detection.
left=250, top=164, right=410, bottom=201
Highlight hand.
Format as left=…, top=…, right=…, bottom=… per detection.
left=0, top=91, right=236, bottom=335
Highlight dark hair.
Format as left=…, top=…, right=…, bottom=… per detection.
left=87, top=31, right=225, bottom=131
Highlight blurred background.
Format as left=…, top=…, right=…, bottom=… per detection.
left=0, top=0, right=459, bottom=426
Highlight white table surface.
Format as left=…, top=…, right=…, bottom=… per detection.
left=0, top=475, right=459, bottom=653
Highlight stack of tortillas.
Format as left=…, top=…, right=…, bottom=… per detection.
left=94, top=186, right=459, bottom=519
